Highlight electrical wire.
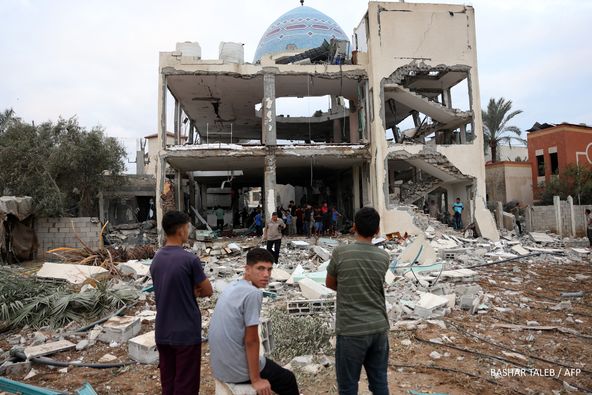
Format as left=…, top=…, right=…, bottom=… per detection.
left=447, top=321, right=592, bottom=375
left=390, top=363, right=528, bottom=395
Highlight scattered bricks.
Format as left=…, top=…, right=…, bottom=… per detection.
left=99, top=316, right=141, bottom=344
left=312, top=246, right=331, bottom=261
left=258, top=319, right=274, bottom=355
left=24, top=340, right=76, bottom=359
left=414, top=293, right=449, bottom=319
left=128, top=331, right=158, bottom=364
left=298, top=278, right=335, bottom=300
left=214, top=379, right=256, bottom=395
left=287, top=299, right=335, bottom=315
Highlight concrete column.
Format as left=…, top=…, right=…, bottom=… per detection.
left=98, top=192, right=105, bottom=223
left=156, top=73, right=167, bottom=246
left=262, top=71, right=277, bottom=146
left=525, top=206, right=532, bottom=232
left=333, top=118, right=342, bottom=143
left=567, top=195, right=576, bottom=237
left=174, top=99, right=180, bottom=145
left=175, top=170, right=183, bottom=212
left=459, top=124, right=467, bottom=144
left=495, top=201, right=503, bottom=230
left=352, top=166, right=361, bottom=211
left=553, top=195, right=562, bottom=236
left=264, top=152, right=277, bottom=222
left=443, top=89, right=452, bottom=109
left=349, top=107, right=359, bottom=144
left=361, top=163, right=370, bottom=206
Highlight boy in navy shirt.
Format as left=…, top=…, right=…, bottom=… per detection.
left=150, top=211, right=213, bottom=395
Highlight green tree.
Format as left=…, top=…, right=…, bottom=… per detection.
left=0, top=112, right=126, bottom=216
left=482, top=97, right=526, bottom=162
left=539, top=164, right=592, bottom=205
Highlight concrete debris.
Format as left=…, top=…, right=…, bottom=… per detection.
left=400, top=339, right=412, bottom=346
left=24, top=340, right=76, bottom=359
left=98, top=316, right=141, bottom=344
left=312, top=246, right=331, bottom=261
left=36, top=262, right=109, bottom=285
left=98, top=353, right=118, bottom=363
left=429, top=351, right=442, bottom=359
left=290, top=355, right=314, bottom=368
left=128, top=331, right=158, bottom=364
left=75, top=339, right=89, bottom=351
left=298, top=278, right=335, bottom=300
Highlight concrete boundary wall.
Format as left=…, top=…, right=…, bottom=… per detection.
left=525, top=196, right=591, bottom=237
left=36, top=217, right=101, bottom=257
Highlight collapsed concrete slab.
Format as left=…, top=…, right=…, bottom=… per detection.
left=36, top=262, right=109, bottom=285
left=298, top=278, right=335, bottom=300
left=24, top=340, right=76, bottom=359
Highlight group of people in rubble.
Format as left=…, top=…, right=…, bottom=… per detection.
left=151, top=207, right=391, bottom=395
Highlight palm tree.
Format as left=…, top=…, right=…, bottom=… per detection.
left=0, top=108, right=16, bottom=133
left=481, top=98, right=525, bottom=162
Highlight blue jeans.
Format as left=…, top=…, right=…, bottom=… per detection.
left=335, top=332, right=389, bottom=395
left=454, top=212, right=463, bottom=229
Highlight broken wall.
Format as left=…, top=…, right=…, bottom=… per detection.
left=362, top=2, right=497, bottom=239
left=36, top=217, right=101, bottom=258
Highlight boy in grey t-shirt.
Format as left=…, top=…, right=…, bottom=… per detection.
left=209, top=248, right=299, bottom=395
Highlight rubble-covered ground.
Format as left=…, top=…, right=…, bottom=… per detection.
left=1, top=213, right=591, bottom=395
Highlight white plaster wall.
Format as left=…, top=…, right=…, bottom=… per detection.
left=364, top=2, right=497, bottom=240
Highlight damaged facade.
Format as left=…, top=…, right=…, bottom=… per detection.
left=154, top=2, right=498, bottom=241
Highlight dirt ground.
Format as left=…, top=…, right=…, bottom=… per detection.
left=2, top=258, right=591, bottom=395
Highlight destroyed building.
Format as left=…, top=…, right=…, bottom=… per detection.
left=154, top=1, right=498, bottom=241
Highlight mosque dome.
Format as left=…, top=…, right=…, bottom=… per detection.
left=253, top=5, right=350, bottom=62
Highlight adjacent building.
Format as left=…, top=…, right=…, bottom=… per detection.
left=527, top=122, right=592, bottom=198
left=154, top=1, right=498, bottom=240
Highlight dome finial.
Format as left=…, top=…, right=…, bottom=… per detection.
left=300, top=0, right=304, bottom=6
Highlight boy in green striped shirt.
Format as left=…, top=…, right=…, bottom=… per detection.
left=326, top=207, right=390, bottom=395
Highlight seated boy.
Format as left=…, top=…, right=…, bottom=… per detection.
left=209, top=248, right=300, bottom=395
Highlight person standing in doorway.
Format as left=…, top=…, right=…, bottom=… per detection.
left=254, top=209, right=263, bottom=237
left=150, top=211, right=213, bottom=395
left=303, top=205, right=312, bottom=238
left=452, top=198, right=464, bottom=230
left=325, top=207, right=390, bottom=395
left=263, top=212, right=285, bottom=263
left=215, top=206, right=225, bottom=231
left=586, top=209, right=592, bottom=248
left=209, top=248, right=300, bottom=394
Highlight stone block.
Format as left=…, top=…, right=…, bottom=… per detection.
left=99, top=316, right=141, bottom=344
left=215, top=379, right=256, bottom=395
left=128, top=331, right=158, bottom=364
left=298, top=278, right=335, bottom=300
left=24, top=340, right=75, bottom=359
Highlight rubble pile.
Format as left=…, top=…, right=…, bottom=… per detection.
left=106, top=220, right=158, bottom=246
left=0, top=219, right=590, bottom=394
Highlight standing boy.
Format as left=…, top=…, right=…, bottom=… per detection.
left=209, top=248, right=299, bottom=395
left=150, top=211, right=213, bottom=395
left=262, top=212, right=285, bottom=263
left=326, top=207, right=390, bottom=395
left=452, top=197, right=464, bottom=230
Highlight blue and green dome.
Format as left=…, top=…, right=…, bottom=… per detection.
left=254, top=5, right=350, bottom=62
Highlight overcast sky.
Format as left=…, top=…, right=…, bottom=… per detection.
left=1, top=0, right=590, bottom=172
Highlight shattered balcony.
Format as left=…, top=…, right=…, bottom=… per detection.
left=383, top=65, right=474, bottom=145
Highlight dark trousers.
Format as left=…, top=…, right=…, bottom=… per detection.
left=157, top=343, right=201, bottom=395
left=256, top=225, right=263, bottom=236
left=453, top=212, right=463, bottom=230
left=217, top=219, right=224, bottom=230
left=335, top=332, right=389, bottom=395
left=303, top=221, right=310, bottom=237
left=266, top=239, right=281, bottom=263
left=587, top=228, right=592, bottom=246
left=236, top=358, right=299, bottom=395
